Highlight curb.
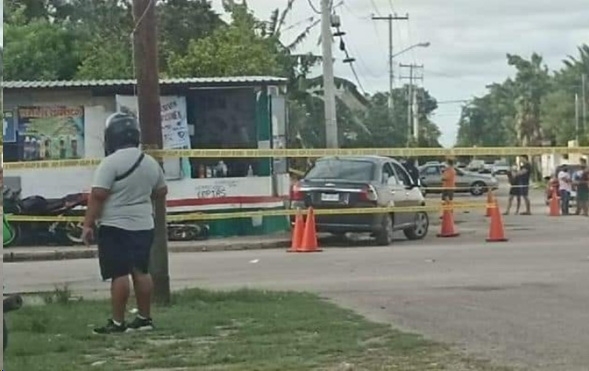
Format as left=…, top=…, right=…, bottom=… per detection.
left=3, top=240, right=291, bottom=263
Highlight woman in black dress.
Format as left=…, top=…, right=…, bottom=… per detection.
left=504, top=165, right=521, bottom=215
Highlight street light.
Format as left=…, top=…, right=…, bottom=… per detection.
left=392, top=42, right=431, bottom=59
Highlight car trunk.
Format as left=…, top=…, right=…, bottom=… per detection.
left=296, top=179, right=373, bottom=208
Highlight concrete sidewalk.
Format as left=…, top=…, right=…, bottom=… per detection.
left=2, top=234, right=291, bottom=263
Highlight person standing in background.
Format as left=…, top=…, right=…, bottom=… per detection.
left=557, top=165, right=572, bottom=215
left=575, top=158, right=588, bottom=216
left=517, top=156, right=532, bottom=215
left=504, top=165, right=521, bottom=215
left=440, top=159, right=457, bottom=220
left=402, top=157, right=420, bottom=185
left=441, top=158, right=457, bottom=204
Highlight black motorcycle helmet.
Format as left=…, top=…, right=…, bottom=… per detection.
left=104, top=112, right=141, bottom=156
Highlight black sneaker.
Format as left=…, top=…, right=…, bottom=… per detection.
left=93, top=319, right=127, bottom=334
left=126, top=316, right=154, bottom=332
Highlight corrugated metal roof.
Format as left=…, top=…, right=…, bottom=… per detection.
left=3, top=76, right=288, bottom=89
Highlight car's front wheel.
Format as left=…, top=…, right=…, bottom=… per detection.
left=470, top=181, right=486, bottom=196
left=375, top=214, right=394, bottom=246
left=404, top=211, right=429, bottom=240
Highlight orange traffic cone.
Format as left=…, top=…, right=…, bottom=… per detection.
left=287, top=209, right=304, bottom=252
left=486, top=201, right=508, bottom=242
left=486, top=190, right=495, bottom=217
left=437, top=202, right=459, bottom=238
left=298, top=207, right=322, bottom=253
left=549, top=187, right=560, bottom=217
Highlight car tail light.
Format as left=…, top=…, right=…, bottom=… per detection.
left=359, top=185, right=378, bottom=202
left=290, top=182, right=304, bottom=201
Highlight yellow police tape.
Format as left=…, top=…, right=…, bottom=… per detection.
left=4, top=202, right=488, bottom=223
left=3, top=146, right=588, bottom=170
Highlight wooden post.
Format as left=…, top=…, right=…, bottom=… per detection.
left=132, top=0, right=171, bottom=305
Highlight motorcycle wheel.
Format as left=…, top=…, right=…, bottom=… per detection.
left=64, top=222, right=86, bottom=245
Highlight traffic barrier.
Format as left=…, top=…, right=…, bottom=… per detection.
left=4, top=202, right=489, bottom=223
left=549, top=187, right=560, bottom=217
left=486, top=202, right=508, bottom=242
left=4, top=146, right=588, bottom=170
left=297, top=207, right=321, bottom=253
left=437, top=202, right=460, bottom=238
left=288, top=209, right=305, bottom=252
left=486, top=190, right=495, bottom=217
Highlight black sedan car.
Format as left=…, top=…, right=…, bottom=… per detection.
left=289, top=156, right=430, bottom=245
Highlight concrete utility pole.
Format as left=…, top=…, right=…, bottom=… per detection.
left=575, top=93, right=580, bottom=143
left=321, top=0, right=338, bottom=148
left=132, top=0, right=171, bottom=305
left=582, top=73, right=587, bottom=137
left=399, top=63, right=424, bottom=146
left=371, top=14, right=409, bottom=113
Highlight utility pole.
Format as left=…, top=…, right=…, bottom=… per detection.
left=399, top=63, right=424, bottom=146
left=321, top=0, right=338, bottom=148
left=372, top=14, right=409, bottom=114
left=582, top=73, right=587, bottom=139
left=575, top=93, right=580, bottom=143
left=132, top=0, right=171, bottom=305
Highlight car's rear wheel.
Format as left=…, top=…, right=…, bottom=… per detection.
left=375, top=214, right=394, bottom=246
left=470, top=181, right=486, bottom=196
left=404, top=212, right=429, bottom=240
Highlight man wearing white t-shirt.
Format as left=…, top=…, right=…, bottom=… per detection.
left=557, top=165, right=572, bottom=215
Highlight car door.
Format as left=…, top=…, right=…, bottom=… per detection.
left=455, top=168, right=470, bottom=190
left=392, top=161, right=420, bottom=226
left=421, top=165, right=442, bottom=189
left=383, top=162, right=411, bottom=226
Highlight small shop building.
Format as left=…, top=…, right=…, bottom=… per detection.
left=3, top=77, right=290, bottom=237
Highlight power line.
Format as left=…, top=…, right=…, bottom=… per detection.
left=283, top=16, right=316, bottom=32
left=332, top=10, right=367, bottom=94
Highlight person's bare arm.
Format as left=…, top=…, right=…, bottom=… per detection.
left=84, top=188, right=109, bottom=229
left=84, top=160, right=115, bottom=228
left=151, top=162, right=168, bottom=200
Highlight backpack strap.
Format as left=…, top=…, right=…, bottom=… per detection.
left=114, top=153, right=145, bottom=182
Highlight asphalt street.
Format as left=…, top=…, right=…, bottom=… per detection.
left=3, top=179, right=588, bottom=370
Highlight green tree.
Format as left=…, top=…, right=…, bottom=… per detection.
left=507, top=53, right=550, bottom=146
left=3, top=8, right=82, bottom=80
left=166, top=5, right=284, bottom=77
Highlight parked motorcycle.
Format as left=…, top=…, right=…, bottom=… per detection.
left=167, top=222, right=210, bottom=241
left=4, top=295, right=24, bottom=351
left=3, top=187, right=89, bottom=247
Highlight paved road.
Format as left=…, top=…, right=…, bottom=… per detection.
left=5, top=183, right=589, bottom=370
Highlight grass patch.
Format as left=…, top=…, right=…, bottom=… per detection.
left=4, top=288, right=511, bottom=371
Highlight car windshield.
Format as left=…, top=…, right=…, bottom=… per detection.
left=494, top=160, right=508, bottom=166
left=306, top=159, right=375, bottom=181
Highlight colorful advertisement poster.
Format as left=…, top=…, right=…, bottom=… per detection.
left=3, top=110, right=17, bottom=143
left=115, top=95, right=191, bottom=150
left=17, top=106, right=85, bottom=161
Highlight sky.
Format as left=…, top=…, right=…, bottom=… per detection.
left=212, top=0, right=589, bottom=147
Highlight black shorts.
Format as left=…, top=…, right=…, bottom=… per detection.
left=441, top=190, right=454, bottom=201
left=520, top=185, right=529, bottom=197
left=98, top=225, right=154, bottom=280
left=509, top=186, right=521, bottom=197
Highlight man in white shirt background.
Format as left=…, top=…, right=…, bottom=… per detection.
left=557, top=165, right=572, bottom=215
